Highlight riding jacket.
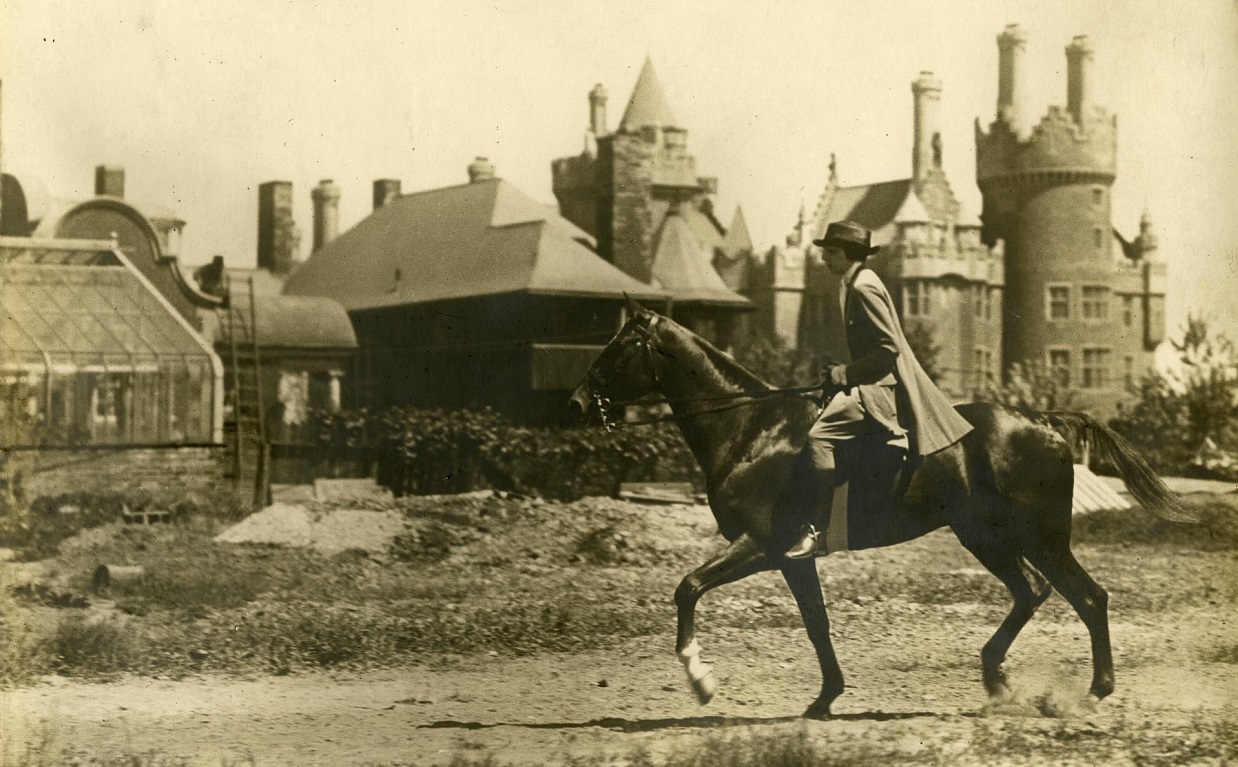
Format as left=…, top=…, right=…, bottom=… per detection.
left=839, top=265, right=973, bottom=456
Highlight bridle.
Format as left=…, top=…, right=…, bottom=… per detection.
left=587, top=315, right=830, bottom=431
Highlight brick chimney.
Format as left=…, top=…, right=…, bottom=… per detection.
left=996, top=24, right=1027, bottom=129
left=257, top=181, right=299, bottom=275
left=467, top=157, right=495, bottom=183
left=1066, top=35, right=1095, bottom=125
left=372, top=178, right=401, bottom=210
left=912, top=71, right=942, bottom=182
left=95, top=164, right=125, bottom=198
left=311, top=179, right=341, bottom=252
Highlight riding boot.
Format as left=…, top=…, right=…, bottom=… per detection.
left=784, top=468, right=836, bottom=560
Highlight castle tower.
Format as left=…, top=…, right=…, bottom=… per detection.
left=976, top=29, right=1162, bottom=415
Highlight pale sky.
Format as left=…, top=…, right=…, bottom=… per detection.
left=2, top=0, right=1236, bottom=339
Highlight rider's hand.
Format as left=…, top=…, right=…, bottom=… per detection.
left=822, top=364, right=848, bottom=388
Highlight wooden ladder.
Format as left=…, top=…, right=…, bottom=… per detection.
left=226, top=274, right=270, bottom=507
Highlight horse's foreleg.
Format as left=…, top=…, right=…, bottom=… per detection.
left=781, top=558, right=844, bottom=718
left=674, top=534, right=770, bottom=704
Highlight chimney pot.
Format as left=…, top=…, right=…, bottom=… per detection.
left=912, top=72, right=943, bottom=181
left=311, top=179, right=341, bottom=252
left=373, top=178, right=402, bottom=210
left=95, top=165, right=125, bottom=198
left=258, top=181, right=298, bottom=275
left=467, top=157, right=495, bottom=183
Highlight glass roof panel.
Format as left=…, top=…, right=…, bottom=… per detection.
left=0, top=250, right=214, bottom=371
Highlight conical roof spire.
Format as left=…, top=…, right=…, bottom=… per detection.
left=619, top=57, right=678, bottom=132
left=721, top=206, right=753, bottom=254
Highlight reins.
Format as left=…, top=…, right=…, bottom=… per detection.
left=589, top=313, right=832, bottom=430
left=593, top=384, right=827, bottom=431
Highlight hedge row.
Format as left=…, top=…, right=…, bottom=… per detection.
left=314, top=407, right=700, bottom=500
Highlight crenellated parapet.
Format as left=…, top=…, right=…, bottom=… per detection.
left=976, top=105, right=1116, bottom=186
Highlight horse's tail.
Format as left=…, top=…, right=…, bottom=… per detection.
left=1041, top=410, right=1197, bottom=523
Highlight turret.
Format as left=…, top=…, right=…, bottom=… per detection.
left=996, top=24, right=1027, bottom=129
left=589, top=84, right=608, bottom=137
left=912, top=71, right=943, bottom=182
left=1136, top=209, right=1158, bottom=259
left=1066, top=35, right=1095, bottom=125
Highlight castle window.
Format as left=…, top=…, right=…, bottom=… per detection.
left=1094, top=227, right=1105, bottom=250
left=1092, top=187, right=1104, bottom=206
left=1082, top=286, right=1110, bottom=321
left=1046, top=284, right=1071, bottom=321
left=1082, top=348, right=1112, bottom=390
left=1122, top=295, right=1134, bottom=328
left=904, top=280, right=930, bottom=317
left=972, top=347, right=994, bottom=391
left=1048, top=348, right=1072, bottom=388
left=1124, top=355, right=1135, bottom=390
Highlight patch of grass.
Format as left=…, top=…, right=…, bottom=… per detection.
left=0, top=615, right=54, bottom=684
left=50, top=615, right=137, bottom=675
left=134, top=565, right=267, bottom=611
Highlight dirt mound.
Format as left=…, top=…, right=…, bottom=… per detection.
left=214, top=502, right=411, bottom=555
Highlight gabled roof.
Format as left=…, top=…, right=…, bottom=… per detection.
left=619, top=57, right=678, bottom=132
left=812, top=174, right=965, bottom=243
left=281, top=178, right=665, bottom=311
left=893, top=190, right=931, bottom=224
left=650, top=209, right=749, bottom=307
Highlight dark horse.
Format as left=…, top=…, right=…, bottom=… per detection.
left=570, top=301, right=1191, bottom=718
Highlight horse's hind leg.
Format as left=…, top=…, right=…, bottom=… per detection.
left=954, top=525, right=1053, bottom=696
left=781, top=558, right=845, bottom=719
left=674, top=534, right=771, bottom=704
left=1025, top=545, right=1114, bottom=700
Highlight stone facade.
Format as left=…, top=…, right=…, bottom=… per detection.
left=787, top=71, right=1003, bottom=402
left=551, top=58, right=750, bottom=347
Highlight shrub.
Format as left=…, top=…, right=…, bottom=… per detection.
left=979, top=358, right=1078, bottom=411
left=731, top=333, right=824, bottom=389
left=316, top=407, right=699, bottom=500
left=1110, top=316, right=1238, bottom=479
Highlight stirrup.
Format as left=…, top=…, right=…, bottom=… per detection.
left=784, top=524, right=821, bottom=560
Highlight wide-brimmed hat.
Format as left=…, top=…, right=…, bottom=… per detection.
left=812, top=220, right=880, bottom=256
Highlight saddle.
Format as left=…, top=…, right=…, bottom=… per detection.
left=836, top=432, right=916, bottom=514
left=813, top=433, right=918, bottom=554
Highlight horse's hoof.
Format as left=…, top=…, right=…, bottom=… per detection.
left=1089, top=676, right=1114, bottom=701
left=692, top=670, right=717, bottom=705
left=802, top=699, right=832, bottom=720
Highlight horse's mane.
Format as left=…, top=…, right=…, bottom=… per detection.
left=659, top=316, right=773, bottom=394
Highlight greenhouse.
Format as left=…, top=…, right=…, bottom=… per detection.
left=0, top=237, right=223, bottom=447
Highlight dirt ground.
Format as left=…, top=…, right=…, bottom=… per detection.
left=1, top=491, right=1236, bottom=766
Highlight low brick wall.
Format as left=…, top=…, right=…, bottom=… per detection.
left=2, top=446, right=228, bottom=507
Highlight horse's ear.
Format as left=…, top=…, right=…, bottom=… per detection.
left=624, top=293, right=648, bottom=318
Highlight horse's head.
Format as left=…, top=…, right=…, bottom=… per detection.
left=570, top=298, right=666, bottom=424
